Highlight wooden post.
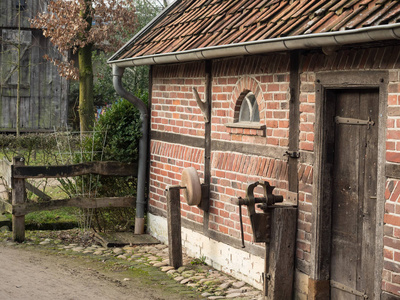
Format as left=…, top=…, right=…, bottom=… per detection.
left=12, top=157, right=26, bottom=242
left=166, top=186, right=182, bottom=268
left=265, top=206, right=297, bottom=299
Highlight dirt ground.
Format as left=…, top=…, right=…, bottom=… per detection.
left=0, top=244, right=202, bottom=300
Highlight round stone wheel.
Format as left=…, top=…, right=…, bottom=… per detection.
left=180, top=167, right=201, bottom=206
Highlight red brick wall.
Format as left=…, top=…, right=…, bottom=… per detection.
left=149, top=44, right=400, bottom=295
left=383, top=67, right=400, bottom=295
left=149, top=53, right=316, bottom=271
left=149, top=140, right=204, bottom=223
left=209, top=152, right=288, bottom=241
left=212, top=55, right=290, bottom=145
left=151, top=62, right=206, bottom=137
left=206, top=55, right=291, bottom=244
left=384, top=179, right=400, bottom=295
left=149, top=62, right=206, bottom=223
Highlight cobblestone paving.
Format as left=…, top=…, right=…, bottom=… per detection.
left=0, top=229, right=263, bottom=300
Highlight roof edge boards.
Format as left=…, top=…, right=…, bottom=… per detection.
left=108, top=0, right=181, bottom=62
left=108, top=24, right=400, bottom=67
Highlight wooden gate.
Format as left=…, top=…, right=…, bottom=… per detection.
left=0, top=157, right=137, bottom=242
left=328, top=89, right=378, bottom=299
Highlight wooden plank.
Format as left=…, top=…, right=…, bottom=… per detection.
left=151, top=131, right=286, bottom=161
left=25, top=182, right=52, bottom=201
left=0, top=158, right=12, bottom=188
left=0, top=199, right=12, bottom=214
left=95, top=232, right=159, bottom=248
left=12, top=161, right=138, bottom=178
left=386, top=163, right=400, bottom=179
left=12, top=157, right=26, bottom=242
left=12, top=196, right=136, bottom=216
left=288, top=50, right=300, bottom=196
left=167, top=187, right=183, bottom=269
left=331, top=90, right=360, bottom=300
left=266, top=207, right=297, bottom=299
left=203, top=60, right=211, bottom=218
left=359, top=90, right=379, bottom=299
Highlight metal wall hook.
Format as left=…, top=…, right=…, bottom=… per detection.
left=284, top=151, right=300, bottom=158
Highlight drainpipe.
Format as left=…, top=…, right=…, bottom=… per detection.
left=112, top=64, right=148, bottom=234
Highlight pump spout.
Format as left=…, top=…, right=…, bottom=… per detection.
left=112, top=64, right=148, bottom=234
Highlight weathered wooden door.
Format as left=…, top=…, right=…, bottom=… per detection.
left=329, top=89, right=378, bottom=300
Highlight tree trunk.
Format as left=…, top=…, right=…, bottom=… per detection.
left=78, top=44, right=94, bottom=133
left=16, top=0, right=21, bottom=137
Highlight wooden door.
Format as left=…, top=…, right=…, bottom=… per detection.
left=330, top=89, right=378, bottom=300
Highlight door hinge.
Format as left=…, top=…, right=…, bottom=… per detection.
left=330, top=280, right=368, bottom=299
left=335, top=116, right=375, bottom=129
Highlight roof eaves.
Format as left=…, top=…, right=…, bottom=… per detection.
left=108, top=24, right=400, bottom=67
left=108, top=0, right=182, bottom=63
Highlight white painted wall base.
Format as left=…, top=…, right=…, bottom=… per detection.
left=294, top=270, right=309, bottom=300
left=147, top=213, right=264, bottom=290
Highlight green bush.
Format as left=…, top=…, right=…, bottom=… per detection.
left=94, top=96, right=146, bottom=163
left=0, top=134, right=59, bottom=165
left=75, top=94, right=148, bottom=232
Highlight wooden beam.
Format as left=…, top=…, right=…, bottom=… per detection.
left=0, top=158, right=12, bottom=188
left=266, top=207, right=297, bottom=299
left=166, top=186, right=183, bottom=269
left=386, top=163, right=400, bottom=179
left=25, top=182, right=52, bottom=201
left=0, top=199, right=12, bottom=214
left=12, top=196, right=136, bottom=216
left=12, top=157, right=26, bottom=242
left=288, top=51, right=300, bottom=195
left=12, top=161, right=138, bottom=179
left=203, top=59, right=212, bottom=216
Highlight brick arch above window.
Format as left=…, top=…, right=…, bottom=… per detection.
left=230, top=77, right=264, bottom=121
left=225, top=76, right=266, bottom=136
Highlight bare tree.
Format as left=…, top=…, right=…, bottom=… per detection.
left=31, top=0, right=137, bottom=132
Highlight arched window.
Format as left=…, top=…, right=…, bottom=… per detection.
left=238, top=92, right=260, bottom=122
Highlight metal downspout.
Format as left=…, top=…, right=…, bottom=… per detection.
left=112, top=65, right=148, bottom=234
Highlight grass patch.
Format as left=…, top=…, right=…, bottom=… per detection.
left=3, top=207, right=80, bottom=230
left=25, top=207, right=78, bottom=224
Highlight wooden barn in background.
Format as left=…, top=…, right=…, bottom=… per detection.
left=0, top=0, right=68, bottom=132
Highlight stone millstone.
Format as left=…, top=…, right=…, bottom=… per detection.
left=180, top=167, right=201, bottom=206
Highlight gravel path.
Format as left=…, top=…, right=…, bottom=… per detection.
left=0, top=245, right=178, bottom=300
left=0, top=230, right=262, bottom=300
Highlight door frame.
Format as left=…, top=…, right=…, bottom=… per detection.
left=311, top=71, right=388, bottom=299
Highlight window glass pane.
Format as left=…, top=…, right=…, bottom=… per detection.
left=239, top=92, right=259, bottom=122
left=239, top=99, right=250, bottom=121
left=252, top=101, right=260, bottom=122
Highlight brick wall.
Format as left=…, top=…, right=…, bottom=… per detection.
left=296, top=71, right=316, bottom=269
left=149, top=53, right=314, bottom=277
left=149, top=140, right=204, bottom=223
left=209, top=151, right=288, bottom=241
left=148, top=44, right=400, bottom=295
left=383, top=68, right=400, bottom=296
left=151, top=62, right=206, bottom=137
left=212, top=55, right=290, bottom=145
left=384, top=179, right=400, bottom=295
left=149, top=61, right=206, bottom=224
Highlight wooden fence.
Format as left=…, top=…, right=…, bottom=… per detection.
left=0, top=157, right=137, bottom=242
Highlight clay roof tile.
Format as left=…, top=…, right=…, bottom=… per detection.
left=112, top=0, right=400, bottom=61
